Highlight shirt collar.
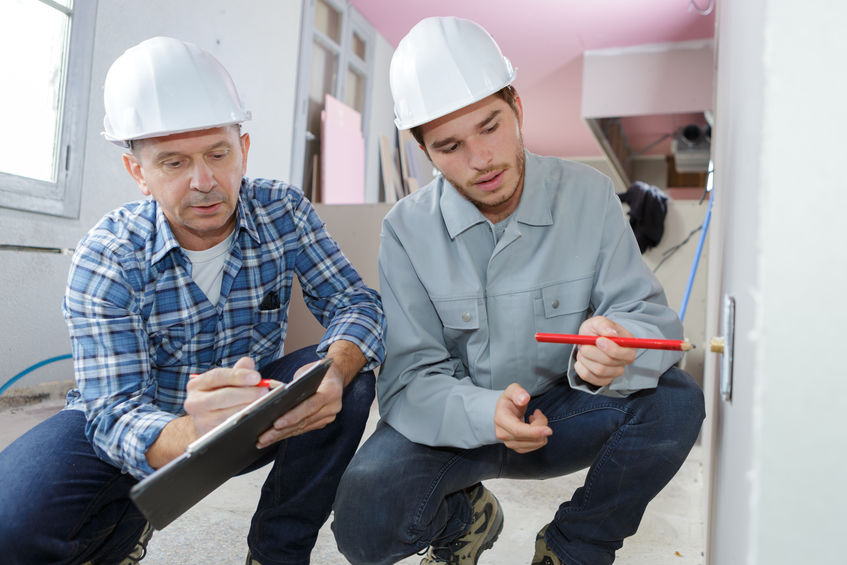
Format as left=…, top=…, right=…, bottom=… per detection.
left=149, top=181, right=260, bottom=265
left=440, top=150, right=553, bottom=239
left=151, top=204, right=182, bottom=265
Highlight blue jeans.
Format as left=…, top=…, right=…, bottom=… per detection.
left=0, top=345, right=375, bottom=565
left=332, top=366, right=704, bottom=565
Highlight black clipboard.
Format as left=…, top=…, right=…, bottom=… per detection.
left=130, top=358, right=332, bottom=530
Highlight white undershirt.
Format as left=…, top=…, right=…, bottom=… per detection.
left=183, top=231, right=235, bottom=306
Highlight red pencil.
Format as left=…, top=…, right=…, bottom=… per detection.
left=189, top=374, right=276, bottom=387
left=535, top=333, right=694, bottom=351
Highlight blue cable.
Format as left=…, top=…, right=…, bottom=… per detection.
left=0, top=354, right=73, bottom=396
left=679, top=189, right=713, bottom=322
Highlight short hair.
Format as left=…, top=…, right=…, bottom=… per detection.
left=409, top=85, right=520, bottom=148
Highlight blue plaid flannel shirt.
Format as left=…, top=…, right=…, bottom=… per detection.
left=62, top=178, right=385, bottom=479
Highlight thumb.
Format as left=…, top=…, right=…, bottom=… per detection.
left=504, top=383, right=530, bottom=408
left=234, top=356, right=256, bottom=371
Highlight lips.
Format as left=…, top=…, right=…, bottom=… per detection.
left=474, top=170, right=505, bottom=192
left=190, top=202, right=223, bottom=215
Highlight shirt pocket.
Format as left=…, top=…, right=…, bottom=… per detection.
left=534, top=274, right=593, bottom=331
left=149, top=325, right=187, bottom=367
left=431, top=297, right=481, bottom=360
left=252, top=307, right=285, bottom=357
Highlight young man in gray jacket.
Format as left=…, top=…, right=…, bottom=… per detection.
left=332, top=16, right=705, bottom=565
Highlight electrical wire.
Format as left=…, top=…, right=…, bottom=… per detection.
left=0, top=354, right=72, bottom=396
left=653, top=224, right=703, bottom=274
left=629, top=132, right=674, bottom=160
left=679, top=187, right=713, bottom=321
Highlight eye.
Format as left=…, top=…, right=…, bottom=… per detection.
left=483, top=122, right=499, bottom=134
left=162, top=159, right=184, bottom=169
left=209, top=150, right=230, bottom=160
left=440, top=142, right=459, bottom=154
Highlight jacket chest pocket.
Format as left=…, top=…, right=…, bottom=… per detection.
left=432, top=297, right=482, bottom=358
left=534, top=275, right=593, bottom=331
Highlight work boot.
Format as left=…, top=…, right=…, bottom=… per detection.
left=531, top=524, right=566, bottom=565
left=118, top=521, right=154, bottom=564
left=420, top=483, right=504, bottom=564
left=82, top=521, right=155, bottom=565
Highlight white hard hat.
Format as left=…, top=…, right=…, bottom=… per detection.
left=390, top=17, right=517, bottom=130
left=102, top=36, right=252, bottom=147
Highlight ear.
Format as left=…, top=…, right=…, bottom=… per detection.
left=122, top=153, right=151, bottom=196
left=239, top=132, right=251, bottom=176
left=514, top=94, right=524, bottom=128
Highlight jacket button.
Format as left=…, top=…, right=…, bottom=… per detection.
left=462, top=312, right=471, bottom=322
left=551, top=299, right=560, bottom=309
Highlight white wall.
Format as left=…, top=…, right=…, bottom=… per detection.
left=582, top=41, right=714, bottom=118
left=707, top=0, right=847, bottom=563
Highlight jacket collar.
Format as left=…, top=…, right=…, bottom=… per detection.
left=440, top=150, right=553, bottom=239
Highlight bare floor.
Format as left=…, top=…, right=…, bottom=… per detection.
left=0, top=400, right=704, bottom=565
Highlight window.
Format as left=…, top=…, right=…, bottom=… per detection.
left=292, top=0, right=375, bottom=200
left=0, top=0, right=96, bottom=218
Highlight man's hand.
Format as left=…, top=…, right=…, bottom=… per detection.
left=494, top=383, right=552, bottom=454
left=147, top=357, right=268, bottom=469
left=573, top=316, right=638, bottom=388
left=255, top=360, right=345, bottom=448
left=184, top=357, right=269, bottom=438
left=255, top=340, right=366, bottom=449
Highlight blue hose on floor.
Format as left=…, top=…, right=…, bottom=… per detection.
left=0, top=354, right=72, bottom=396
left=678, top=189, right=713, bottom=322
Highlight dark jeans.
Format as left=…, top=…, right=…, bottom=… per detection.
left=332, top=366, right=704, bottom=565
left=0, top=345, right=375, bottom=565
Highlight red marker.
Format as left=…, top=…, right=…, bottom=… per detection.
left=535, top=332, right=694, bottom=351
left=189, top=374, right=275, bottom=387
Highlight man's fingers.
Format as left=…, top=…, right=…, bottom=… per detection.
left=184, top=385, right=266, bottom=416
left=187, top=365, right=261, bottom=391
left=233, top=356, right=255, bottom=371
left=503, top=382, right=531, bottom=407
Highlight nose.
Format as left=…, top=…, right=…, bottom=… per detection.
left=466, top=135, right=493, bottom=171
left=189, top=159, right=217, bottom=192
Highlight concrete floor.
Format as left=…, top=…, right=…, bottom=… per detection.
left=0, top=399, right=705, bottom=565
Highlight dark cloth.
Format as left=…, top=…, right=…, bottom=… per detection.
left=618, top=181, right=668, bottom=253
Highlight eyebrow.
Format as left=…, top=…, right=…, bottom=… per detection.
left=152, top=140, right=233, bottom=162
left=429, top=109, right=502, bottom=150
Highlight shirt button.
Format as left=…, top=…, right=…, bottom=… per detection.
left=461, top=312, right=471, bottom=322
left=552, top=299, right=560, bottom=309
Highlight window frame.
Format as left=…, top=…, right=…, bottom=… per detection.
left=291, top=0, right=375, bottom=199
left=0, top=0, right=96, bottom=218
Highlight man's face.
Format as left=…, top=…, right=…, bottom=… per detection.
left=123, top=126, right=250, bottom=251
left=419, top=94, right=526, bottom=223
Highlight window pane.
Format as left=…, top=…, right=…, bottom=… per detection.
left=314, top=0, right=341, bottom=44
left=303, top=40, right=338, bottom=198
left=352, top=31, right=366, bottom=62
left=0, top=0, right=69, bottom=183
left=344, top=67, right=365, bottom=114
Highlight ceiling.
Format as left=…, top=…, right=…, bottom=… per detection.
left=349, top=0, right=716, bottom=162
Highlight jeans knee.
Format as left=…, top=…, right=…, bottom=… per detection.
left=0, top=505, right=37, bottom=559
left=652, top=367, right=706, bottom=449
left=333, top=459, right=398, bottom=564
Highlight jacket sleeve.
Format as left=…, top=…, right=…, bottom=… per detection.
left=375, top=219, right=501, bottom=448
left=566, top=184, right=684, bottom=397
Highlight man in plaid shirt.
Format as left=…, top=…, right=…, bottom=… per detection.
left=0, top=37, right=385, bottom=565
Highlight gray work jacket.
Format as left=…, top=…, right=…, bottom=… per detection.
left=377, top=151, right=683, bottom=448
